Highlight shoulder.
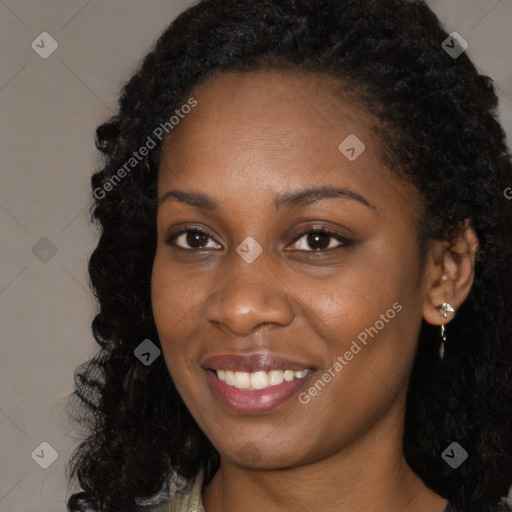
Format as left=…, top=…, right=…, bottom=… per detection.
left=151, top=469, right=205, bottom=512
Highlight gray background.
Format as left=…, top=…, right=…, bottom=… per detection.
left=1, top=1, right=511, bottom=511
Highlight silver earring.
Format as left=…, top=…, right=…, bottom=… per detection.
left=437, top=303, right=454, bottom=360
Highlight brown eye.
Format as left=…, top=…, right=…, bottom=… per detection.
left=287, top=229, right=352, bottom=252
left=165, top=229, right=221, bottom=250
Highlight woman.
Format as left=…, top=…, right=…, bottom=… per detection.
left=66, top=1, right=512, bottom=511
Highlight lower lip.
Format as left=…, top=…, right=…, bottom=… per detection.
left=205, top=369, right=314, bottom=414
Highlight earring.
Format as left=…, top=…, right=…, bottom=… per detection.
left=437, top=302, right=454, bottom=360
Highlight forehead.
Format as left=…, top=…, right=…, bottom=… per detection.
left=158, top=69, right=418, bottom=213
left=162, top=68, right=372, bottom=157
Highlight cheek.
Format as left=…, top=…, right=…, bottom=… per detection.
left=294, top=244, right=419, bottom=341
left=300, top=292, right=411, bottom=394
left=292, top=296, right=417, bottom=451
left=150, top=253, right=204, bottom=375
left=294, top=242, right=424, bottom=394
left=151, top=247, right=214, bottom=323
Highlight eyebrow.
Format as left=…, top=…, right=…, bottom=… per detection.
left=158, top=185, right=375, bottom=211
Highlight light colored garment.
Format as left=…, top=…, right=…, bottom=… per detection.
left=152, top=468, right=205, bottom=512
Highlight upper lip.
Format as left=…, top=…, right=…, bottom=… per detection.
left=202, top=352, right=316, bottom=373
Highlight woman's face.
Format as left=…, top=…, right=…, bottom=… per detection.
left=151, top=69, right=431, bottom=469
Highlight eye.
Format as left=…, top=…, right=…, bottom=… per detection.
left=287, top=228, right=352, bottom=252
left=165, top=228, right=221, bottom=250
left=165, top=227, right=352, bottom=252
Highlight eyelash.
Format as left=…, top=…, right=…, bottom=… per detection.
left=164, top=226, right=353, bottom=252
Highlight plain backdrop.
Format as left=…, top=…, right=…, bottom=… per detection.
left=1, top=1, right=511, bottom=511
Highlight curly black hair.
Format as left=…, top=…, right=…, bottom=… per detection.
left=65, top=1, right=512, bottom=511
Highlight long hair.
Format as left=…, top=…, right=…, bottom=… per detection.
left=66, top=1, right=512, bottom=511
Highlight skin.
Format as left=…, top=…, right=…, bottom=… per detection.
left=151, top=69, right=478, bottom=512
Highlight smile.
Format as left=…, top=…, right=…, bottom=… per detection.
left=205, top=368, right=315, bottom=414
left=215, top=369, right=310, bottom=390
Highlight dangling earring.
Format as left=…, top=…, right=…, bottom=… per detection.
left=437, top=302, right=454, bottom=360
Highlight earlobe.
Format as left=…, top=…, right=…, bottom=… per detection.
left=422, top=221, right=479, bottom=328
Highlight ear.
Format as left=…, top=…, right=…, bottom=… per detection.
left=423, top=220, right=479, bottom=327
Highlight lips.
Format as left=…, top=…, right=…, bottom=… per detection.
left=201, top=351, right=317, bottom=413
left=205, top=368, right=315, bottom=414
left=201, top=352, right=316, bottom=373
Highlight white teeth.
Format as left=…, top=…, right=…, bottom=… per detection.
left=234, top=371, right=251, bottom=389
left=268, top=370, right=284, bottom=386
left=215, top=369, right=310, bottom=390
left=225, top=371, right=235, bottom=386
left=283, top=370, right=295, bottom=381
left=250, top=371, right=268, bottom=390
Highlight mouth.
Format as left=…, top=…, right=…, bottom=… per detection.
left=213, top=368, right=312, bottom=390
left=205, top=368, right=315, bottom=414
left=204, top=367, right=316, bottom=414
left=202, top=351, right=317, bottom=414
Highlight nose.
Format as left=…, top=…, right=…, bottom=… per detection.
left=206, top=250, right=295, bottom=337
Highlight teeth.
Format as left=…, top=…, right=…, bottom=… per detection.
left=215, top=369, right=310, bottom=390
left=268, top=370, right=284, bottom=386
left=234, top=371, right=250, bottom=389
left=250, top=371, right=268, bottom=389
left=225, top=371, right=235, bottom=386
left=283, top=370, right=295, bottom=381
